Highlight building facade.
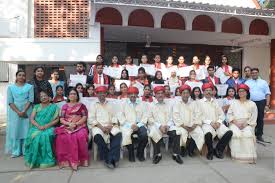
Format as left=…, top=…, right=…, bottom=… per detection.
left=0, top=0, right=275, bottom=107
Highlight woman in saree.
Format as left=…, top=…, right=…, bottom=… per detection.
left=55, top=88, right=89, bottom=170
left=6, top=70, right=33, bottom=157
left=227, top=84, right=258, bottom=163
left=24, top=90, right=59, bottom=168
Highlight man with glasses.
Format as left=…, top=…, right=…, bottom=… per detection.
left=245, top=68, right=271, bottom=143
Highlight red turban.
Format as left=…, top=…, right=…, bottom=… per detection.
left=128, top=87, right=139, bottom=94
left=179, top=85, right=191, bottom=93
left=95, top=86, right=107, bottom=93
left=237, top=84, right=250, bottom=92
left=202, top=83, right=214, bottom=91
left=153, top=86, right=165, bottom=94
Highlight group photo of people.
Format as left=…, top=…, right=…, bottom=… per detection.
left=5, top=53, right=271, bottom=171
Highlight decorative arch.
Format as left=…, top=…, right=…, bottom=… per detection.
left=222, top=17, right=243, bottom=34
left=249, top=19, right=269, bottom=35
left=128, top=9, right=154, bottom=27
left=95, top=7, right=122, bottom=25
left=192, top=15, right=215, bottom=32
left=161, top=12, right=185, bottom=30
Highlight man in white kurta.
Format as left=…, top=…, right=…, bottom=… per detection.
left=149, top=86, right=183, bottom=164
left=118, top=87, right=148, bottom=162
left=227, top=84, right=258, bottom=163
left=88, top=86, right=122, bottom=169
left=172, top=85, right=204, bottom=157
left=199, top=83, right=233, bottom=160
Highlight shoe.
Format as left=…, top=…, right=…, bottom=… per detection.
left=152, top=154, right=162, bottom=164
left=257, top=136, right=264, bottom=142
left=172, top=155, right=183, bottom=164
left=180, top=147, right=187, bottom=157
left=112, top=161, right=119, bottom=168
left=214, top=149, right=224, bottom=159
left=104, top=162, right=114, bottom=169
left=207, top=152, right=213, bottom=160
left=137, top=155, right=145, bottom=162
left=188, top=150, right=195, bottom=157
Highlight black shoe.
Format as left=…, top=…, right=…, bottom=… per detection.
left=257, top=136, right=264, bottom=142
left=104, top=162, right=114, bottom=169
left=214, top=149, right=224, bottom=159
left=129, top=155, right=135, bottom=162
left=112, top=160, right=119, bottom=168
left=153, top=155, right=162, bottom=164
left=207, top=152, right=213, bottom=160
left=137, top=155, right=145, bottom=162
left=180, top=147, right=187, bottom=157
left=172, top=155, right=183, bottom=164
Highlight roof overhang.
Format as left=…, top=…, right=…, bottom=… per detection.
left=93, top=0, right=275, bottom=18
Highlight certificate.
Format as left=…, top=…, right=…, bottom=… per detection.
left=126, top=65, right=139, bottom=77
left=178, top=66, right=192, bottom=77
left=169, top=84, right=179, bottom=96
left=140, top=64, right=156, bottom=76
left=195, top=67, right=206, bottom=80
left=69, top=74, right=87, bottom=87
left=114, top=80, right=131, bottom=92
left=216, top=84, right=229, bottom=96
left=185, top=81, right=203, bottom=90
left=107, top=67, right=122, bottom=79
left=215, top=67, right=230, bottom=84
left=132, top=81, right=144, bottom=96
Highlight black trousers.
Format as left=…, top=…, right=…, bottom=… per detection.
left=254, top=100, right=266, bottom=137
left=126, top=126, right=148, bottom=157
left=204, top=131, right=233, bottom=153
left=152, top=130, right=180, bottom=156
left=94, top=133, right=122, bottom=164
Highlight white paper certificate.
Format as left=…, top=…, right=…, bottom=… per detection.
left=69, top=74, right=87, bottom=87
left=215, top=67, right=230, bottom=84
left=140, top=64, right=156, bottom=76
left=126, top=65, right=139, bottom=77
left=195, top=67, right=206, bottom=80
left=177, top=66, right=192, bottom=77
left=106, top=67, right=122, bottom=79
left=216, top=84, right=229, bottom=96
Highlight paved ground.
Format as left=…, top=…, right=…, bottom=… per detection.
left=0, top=123, right=275, bottom=183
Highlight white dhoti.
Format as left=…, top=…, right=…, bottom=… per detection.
left=149, top=125, right=180, bottom=143
left=92, top=126, right=121, bottom=144
left=229, top=124, right=257, bottom=163
left=121, top=127, right=134, bottom=146
left=176, top=126, right=204, bottom=151
left=202, top=123, right=229, bottom=139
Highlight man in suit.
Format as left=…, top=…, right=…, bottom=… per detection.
left=91, top=62, right=110, bottom=85
left=226, top=68, right=245, bottom=89
left=203, top=65, right=221, bottom=85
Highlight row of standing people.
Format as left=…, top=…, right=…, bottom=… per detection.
left=5, top=69, right=259, bottom=171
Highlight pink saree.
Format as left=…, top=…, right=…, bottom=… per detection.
left=55, top=103, right=89, bottom=170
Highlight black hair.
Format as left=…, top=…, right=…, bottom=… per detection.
left=213, top=85, right=219, bottom=98
left=191, top=87, right=203, bottom=100
left=75, top=83, right=83, bottom=89
left=225, top=87, right=236, bottom=98
left=121, top=69, right=129, bottom=80
left=138, top=67, right=146, bottom=73
left=86, top=84, right=95, bottom=90
left=232, top=68, right=240, bottom=73
left=67, top=88, right=80, bottom=102
left=144, top=84, right=151, bottom=90
left=251, top=68, right=259, bottom=72
left=76, top=62, right=86, bottom=69
left=244, top=66, right=251, bottom=71
left=56, top=85, right=63, bottom=91
left=207, top=65, right=215, bottom=71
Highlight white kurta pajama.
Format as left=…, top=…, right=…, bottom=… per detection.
left=88, top=101, right=120, bottom=143
left=148, top=101, right=176, bottom=143
left=118, top=99, right=148, bottom=146
left=172, top=99, right=204, bottom=150
left=199, top=98, right=230, bottom=139
left=227, top=100, right=258, bottom=163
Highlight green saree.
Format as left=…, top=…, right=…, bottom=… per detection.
left=24, top=103, right=59, bottom=168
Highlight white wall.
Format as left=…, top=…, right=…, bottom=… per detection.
left=242, top=46, right=270, bottom=82
left=0, top=0, right=29, bottom=37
